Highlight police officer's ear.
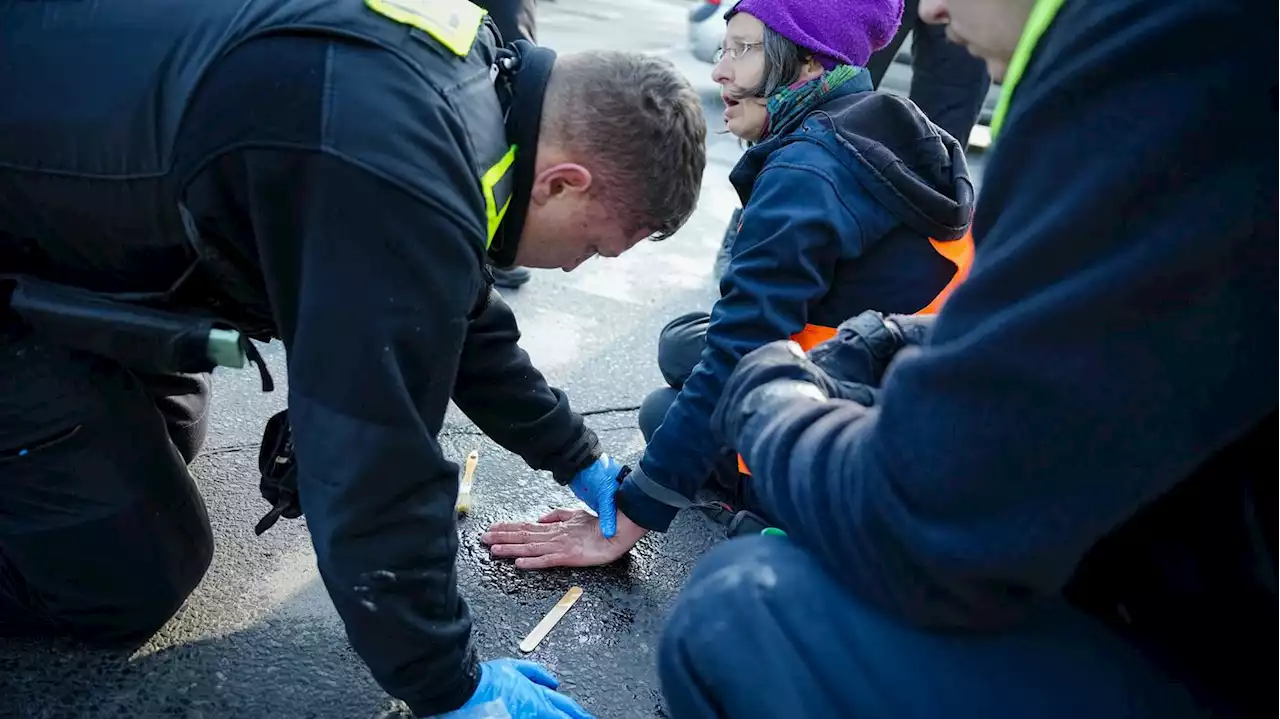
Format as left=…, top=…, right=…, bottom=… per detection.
left=529, top=162, right=594, bottom=205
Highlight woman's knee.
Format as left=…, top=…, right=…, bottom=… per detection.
left=657, top=311, right=710, bottom=388
left=639, top=387, right=679, bottom=442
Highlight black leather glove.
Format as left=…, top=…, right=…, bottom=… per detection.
left=255, top=409, right=302, bottom=535
left=712, top=340, right=876, bottom=445
left=806, top=310, right=934, bottom=388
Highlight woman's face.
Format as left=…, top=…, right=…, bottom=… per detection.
left=711, top=12, right=770, bottom=141
left=712, top=12, right=825, bottom=142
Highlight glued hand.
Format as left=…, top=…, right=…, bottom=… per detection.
left=482, top=508, right=646, bottom=570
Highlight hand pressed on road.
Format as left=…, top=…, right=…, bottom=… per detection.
left=481, top=508, right=647, bottom=570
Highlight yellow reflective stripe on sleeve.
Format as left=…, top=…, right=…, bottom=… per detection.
left=365, top=0, right=487, bottom=57
left=482, top=145, right=517, bottom=248
left=988, top=0, right=1068, bottom=142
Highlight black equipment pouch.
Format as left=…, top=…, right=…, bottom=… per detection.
left=255, top=409, right=301, bottom=535
left=700, top=501, right=773, bottom=538
left=2, top=275, right=273, bottom=391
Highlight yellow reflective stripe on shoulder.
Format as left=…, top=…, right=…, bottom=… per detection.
left=482, top=145, right=517, bottom=248
left=988, top=0, right=1068, bottom=142
left=365, top=0, right=487, bottom=57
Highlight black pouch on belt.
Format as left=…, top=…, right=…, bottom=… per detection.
left=255, top=409, right=302, bottom=535
left=700, top=501, right=773, bottom=538
left=2, top=275, right=272, bottom=390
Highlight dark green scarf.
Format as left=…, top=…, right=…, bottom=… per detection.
left=761, top=64, right=860, bottom=140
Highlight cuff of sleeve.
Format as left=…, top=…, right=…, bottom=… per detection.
left=616, top=470, right=682, bottom=532
left=551, top=424, right=603, bottom=485
left=403, top=648, right=481, bottom=717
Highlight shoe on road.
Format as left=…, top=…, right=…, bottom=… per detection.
left=490, top=265, right=532, bottom=288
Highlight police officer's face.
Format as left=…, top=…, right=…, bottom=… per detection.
left=918, top=0, right=1035, bottom=83
left=516, top=161, right=652, bottom=271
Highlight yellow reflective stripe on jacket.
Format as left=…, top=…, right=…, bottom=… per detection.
left=365, top=0, right=487, bottom=57
left=482, top=145, right=517, bottom=248
left=989, top=0, right=1068, bottom=141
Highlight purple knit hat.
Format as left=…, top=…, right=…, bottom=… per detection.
left=730, top=0, right=904, bottom=70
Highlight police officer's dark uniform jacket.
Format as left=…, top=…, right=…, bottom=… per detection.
left=0, top=0, right=596, bottom=713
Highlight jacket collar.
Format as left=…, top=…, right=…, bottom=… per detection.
left=487, top=40, right=556, bottom=268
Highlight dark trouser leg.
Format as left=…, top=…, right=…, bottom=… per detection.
left=660, top=536, right=1205, bottom=719
left=656, top=311, right=710, bottom=389
left=0, top=329, right=215, bottom=644
left=642, top=309, right=710, bottom=448
left=641, top=311, right=711, bottom=440
left=136, top=370, right=212, bottom=464
left=639, top=387, right=679, bottom=443
left=909, top=18, right=991, bottom=146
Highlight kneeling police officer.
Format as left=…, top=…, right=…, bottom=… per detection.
left=0, top=0, right=706, bottom=716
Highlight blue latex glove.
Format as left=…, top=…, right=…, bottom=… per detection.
left=568, top=454, right=622, bottom=538
left=435, top=659, right=594, bottom=719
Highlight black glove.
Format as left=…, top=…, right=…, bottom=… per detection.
left=806, top=310, right=934, bottom=388
left=255, top=409, right=302, bottom=535
left=712, top=340, right=875, bottom=445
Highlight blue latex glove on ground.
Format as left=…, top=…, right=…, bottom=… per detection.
left=568, top=454, right=622, bottom=538
left=435, top=659, right=594, bottom=719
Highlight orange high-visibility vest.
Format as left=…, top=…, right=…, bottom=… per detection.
left=736, top=230, right=974, bottom=475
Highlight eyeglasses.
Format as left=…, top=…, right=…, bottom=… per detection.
left=713, top=41, right=763, bottom=63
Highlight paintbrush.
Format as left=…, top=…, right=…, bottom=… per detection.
left=456, top=449, right=479, bottom=515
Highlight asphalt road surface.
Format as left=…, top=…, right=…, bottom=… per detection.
left=0, top=1, right=987, bottom=716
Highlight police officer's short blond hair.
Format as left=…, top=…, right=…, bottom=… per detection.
left=544, top=51, right=707, bottom=241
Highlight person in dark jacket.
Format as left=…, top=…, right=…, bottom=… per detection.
left=481, top=0, right=976, bottom=567
left=659, top=0, right=1276, bottom=717
left=0, top=1, right=706, bottom=717
left=864, top=0, right=991, bottom=148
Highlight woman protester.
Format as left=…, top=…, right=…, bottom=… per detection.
left=482, top=0, right=976, bottom=568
